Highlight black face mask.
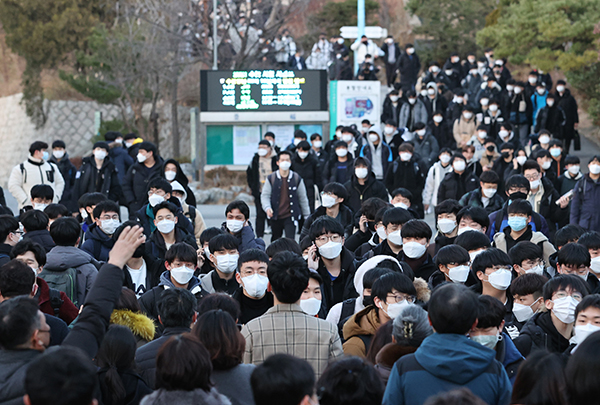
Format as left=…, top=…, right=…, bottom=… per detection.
left=132, top=243, right=145, bottom=258
left=363, top=295, right=374, bottom=307
left=486, top=145, right=495, bottom=152
left=367, top=221, right=376, bottom=232
left=509, top=191, right=527, bottom=201
left=501, top=151, right=512, bottom=159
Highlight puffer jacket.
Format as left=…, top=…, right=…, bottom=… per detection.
left=412, top=130, right=439, bottom=168
left=81, top=223, right=115, bottom=262
left=161, top=159, right=197, bottom=207
left=398, top=99, right=428, bottom=131
left=110, top=309, right=156, bottom=348
left=570, top=174, right=600, bottom=233
left=453, top=115, right=478, bottom=148
left=122, top=156, right=165, bottom=213
left=140, top=388, right=232, bottom=405
left=342, top=305, right=381, bottom=357
left=437, top=170, right=479, bottom=203
left=423, top=161, right=453, bottom=207
left=8, top=157, right=65, bottom=209
left=72, top=156, right=122, bottom=203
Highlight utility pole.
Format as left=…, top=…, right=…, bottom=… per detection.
left=213, top=0, right=218, bottom=70
left=354, top=0, right=365, bottom=75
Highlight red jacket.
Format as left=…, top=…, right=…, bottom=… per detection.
left=36, top=277, right=79, bottom=324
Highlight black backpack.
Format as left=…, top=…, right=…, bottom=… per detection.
left=338, top=298, right=357, bottom=341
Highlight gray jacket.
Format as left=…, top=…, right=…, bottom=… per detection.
left=398, top=99, right=428, bottom=130
left=141, top=387, right=232, bottom=405
left=0, top=349, right=40, bottom=405
left=212, top=364, right=256, bottom=405
left=44, top=246, right=100, bottom=306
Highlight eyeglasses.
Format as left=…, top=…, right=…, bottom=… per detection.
left=315, top=235, right=342, bottom=244
left=148, top=189, right=166, bottom=196
left=561, top=264, right=589, bottom=276
left=387, top=294, right=416, bottom=304
left=241, top=269, right=268, bottom=277
left=489, top=265, right=513, bottom=273
left=554, top=291, right=583, bottom=302
left=524, top=174, right=540, bottom=181
left=99, top=214, right=119, bottom=220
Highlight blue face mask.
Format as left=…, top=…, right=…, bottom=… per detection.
left=42, top=151, right=49, bottom=161
left=550, top=148, right=561, bottom=158
left=507, top=216, right=527, bottom=232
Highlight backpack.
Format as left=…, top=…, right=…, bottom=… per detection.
left=38, top=267, right=79, bottom=307
left=338, top=298, right=357, bottom=341
left=48, top=288, right=64, bottom=317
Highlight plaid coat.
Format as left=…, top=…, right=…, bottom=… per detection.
left=241, top=303, right=343, bottom=377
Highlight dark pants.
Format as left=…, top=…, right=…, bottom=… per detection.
left=271, top=217, right=295, bottom=241
left=254, top=194, right=268, bottom=237
left=563, top=134, right=573, bottom=154
left=385, top=61, right=397, bottom=86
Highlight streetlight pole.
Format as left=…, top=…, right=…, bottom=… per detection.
left=212, top=0, right=218, bottom=70
left=354, top=0, right=365, bottom=75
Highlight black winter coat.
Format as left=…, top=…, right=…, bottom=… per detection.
left=556, top=89, right=579, bottom=139
left=246, top=153, right=278, bottom=197
left=292, top=152, right=323, bottom=205
left=49, top=153, right=78, bottom=211
left=384, top=158, right=425, bottom=199
left=397, top=52, right=421, bottom=89
left=316, top=247, right=357, bottom=311
left=344, top=173, right=389, bottom=213
left=381, top=97, right=403, bottom=125
left=73, top=156, right=122, bottom=203
left=161, top=158, right=197, bottom=207
left=428, top=121, right=454, bottom=149
left=533, top=105, right=566, bottom=137
left=437, top=171, right=479, bottom=203
left=300, top=204, right=355, bottom=240
left=122, top=157, right=165, bottom=212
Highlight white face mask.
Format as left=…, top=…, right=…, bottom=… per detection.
left=541, top=161, right=552, bottom=170
left=148, top=194, right=165, bottom=207
left=53, top=150, right=65, bottom=159
left=298, top=151, right=309, bottom=159
left=216, top=254, right=239, bottom=274
left=376, top=226, right=387, bottom=241
left=156, top=219, right=175, bottom=234
left=137, top=153, right=147, bottom=163
left=355, top=167, right=368, bottom=179
left=336, top=148, right=349, bottom=157
left=241, top=273, right=269, bottom=298
left=539, top=135, right=551, bottom=144
left=203, top=246, right=211, bottom=259
left=293, top=138, right=302, bottom=146
left=456, top=97, right=464, bottom=104
left=300, top=297, right=322, bottom=316
left=526, top=264, right=544, bottom=276
left=94, top=150, right=107, bottom=160
left=469, top=249, right=484, bottom=261
left=416, top=129, right=426, bottom=137
left=547, top=100, right=555, bottom=107
left=400, top=152, right=412, bottom=162
left=427, top=88, right=436, bottom=95
left=101, top=219, right=121, bottom=235
left=408, top=98, right=416, bottom=105
left=342, top=134, right=354, bottom=143
left=590, top=164, right=600, bottom=175
left=393, top=202, right=409, bottom=210
left=125, top=142, right=134, bottom=148
left=313, top=140, right=322, bottom=148
left=487, top=269, right=512, bottom=291
left=480, top=98, right=489, bottom=106
left=437, top=218, right=457, bottom=234
left=489, top=104, right=499, bottom=112
left=506, top=85, right=514, bottom=92
left=445, top=69, right=454, bottom=76
left=453, top=160, right=466, bottom=172
left=570, top=323, right=600, bottom=346
left=478, top=131, right=488, bottom=139
left=515, top=156, right=527, bottom=166
left=368, top=134, right=379, bottom=143
left=165, top=170, right=177, bottom=181
left=318, top=241, right=343, bottom=260
left=433, top=115, right=443, bottom=123
left=529, top=179, right=540, bottom=189
left=551, top=296, right=578, bottom=324
left=537, top=88, right=545, bottom=95
left=590, top=256, right=600, bottom=274
left=384, top=126, right=395, bottom=135
left=556, top=85, right=565, bottom=93
left=279, top=161, right=291, bottom=171
left=321, top=194, right=337, bottom=208
left=439, top=154, right=451, bottom=164
left=33, top=203, right=48, bottom=211
left=514, top=87, right=522, bottom=94
left=170, top=266, right=195, bottom=285
left=226, top=219, right=244, bottom=233
left=431, top=66, right=440, bottom=73
left=387, top=230, right=403, bottom=246
left=390, top=96, right=399, bottom=103
left=383, top=300, right=413, bottom=320
left=482, top=188, right=497, bottom=198
left=459, top=226, right=479, bottom=236
left=403, top=241, right=427, bottom=259
left=463, top=112, right=473, bottom=120
left=498, top=130, right=509, bottom=139
left=80, top=209, right=88, bottom=220
left=512, top=298, right=541, bottom=323
left=448, top=265, right=470, bottom=283
left=568, top=165, right=580, bottom=175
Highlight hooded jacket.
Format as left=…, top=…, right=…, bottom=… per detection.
left=49, top=152, right=78, bottom=211
left=570, top=174, right=600, bottom=233
left=81, top=223, right=116, bottom=262
left=140, top=387, right=232, bottom=405
left=23, top=229, right=55, bottom=253
left=459, top=188, right=505, bottom=214
left=316, top=246, right=357, bottom=311
left=0, top=349, right=40, bottom=405
left=122, top=156, right=165, bottom=212
left=437, top=169, right=479, bottom=203
left=343, top=157, right=389, bottom=212
left=423, top=161, right=453, bottom=207
left=44, top=245, right=100, bottom=307
left=342, top=305, right=381, bottom=357
left=171, top=181, right=206, bottom=243
left=383, top=333, right=512, bottom=405
left=412, top=129, right=440, bottom=168
left=359, top=128, right=393, bottom=180
left=110, top=309, right=156, bottom=348
left=375, top=343, right=418, bottom=385
left=72, top=156, right=122, bottom=202
left=108, top=142, right=134, bottom=184
left=513, top=311, right=570, bottom=357
left=385, top=156, right=425, bottom=200
left=162, top=159, right=197, bottom=207
left=8, top=157, right=65, bottom=209
left=496, top=332, right=525, bottom=385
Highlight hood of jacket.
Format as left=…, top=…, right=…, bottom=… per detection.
left=85, top=223, right=115, bottom=246
left=342, top=305, right=380, bottom=341
left=354, top=255, right=402, bottom=296
left=45, top=245, right=97, bottom=271
left=158, top=270, right=203, bottom=296
left=414, top=333, right=496, bottom=384
left=110, top=309, right=156, bottom=341
left=140, top=387, right=232, bottom=405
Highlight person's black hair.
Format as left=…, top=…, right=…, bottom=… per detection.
left=374, top=206, right=391, bottom=224
left=555, top=224, right=585, bottom=248
left=362, top=267, right=393, bottom=290
left=104, top=131, right=123, bottom=142
left=148, top=177, right=172, bottom=194
left=93, top=141, right=109, bottom=152
left=165, top=242, right=198, bottom=266
left=499, top=142, right=514, bottom=151
left=155, top=333, right=212, bottom=391
left=310, top=133, right=322, bottom=141
left=264, top=131, right=275, bottom=139
left=454, top=230, right=491, bottom=251
left=575, top=294, right=600, bottom=320
left=323, top=182, right=348, bottom=201
left=258, top=139, right=271, bottom=148
left=0, top=214, right=19, bottom=242
left=226, top=200, right=250, bottom=220
left=557, top=242, right=591, bottom=267
left=294, top=129, right=307, bottom=140
left=564, top=155, right=580, bottom=165
left=199, top=227, right=225, bottom=246
left=456, top=206, right=490, bottom=231
left=391, top=188, right=413, bottom=203
left=196, top=293, right=241, bottom=321
left=0, top=258, right=36, bottom=298
left=508, top=241, right=543, bottom=266
left=20, top=209, right=49, bottom=232
left=372, top=272, right=416, bottom=301
left=265, top=237, right=302, bottom=259
left=589, top=155, right=600, bottom=164
left=238, top=248, right=269, bottom=270
left=152, top=200, right=177, bottom=217
left=476, top=295, right=505, bottom=329
left=268, top=252, right=309, bottom=303
left=543, top=274, right=589, bottom=301
left=579, top=231, right=600, bottom=251
left=52, top=140, right=66, bottom=149
left=511, top=351, right=568, bottom=405
left=29, top=141, right=48, bottom=155
left=435, top=245, right=470, bottom=267
left=428, top=283, right=479, bottom=334
left=251, top=353, right=315, bottom=405
left=157, top=288, right=196, bottom=328
left=124, top=133, right=137, bottom=141
left=30, top=184, right=54, bottom=201
left=378, top=259, right=404, bottom=274
left=434, top=199, right=461, bottom=217
left=93, top=200, right=120, bottom=220
left=471, top=247, right=512, bottom=276
left=25, top=346, right=97, bottom=405
left=308, top=216, right=344, bottom=242
left=413, top=122, right=426, bottom=131
left=208, top=233, right=239, bottom=254
left=510, top=273, right=547, bottom=298
left=424, top=388, right=488, bottom=405
left=43, top=203, right=70, bottom=220
left=499, top=121, right=513, bottom=131
left=300, top=236, right=312, bottom=252
left=566, top=330, right=600, bottom=405
left=297, top=140, right=311, bottom=151
left=361, top=197, right=388, bottom=221
left=78, top=192, right=107, bottom=209
left=548, top=139, right=563, bottom=149
left=317, top=356, right=384, bottom=405
left=507, top=198, right=533, bottom=217
left=49, top=217, right=81, bottom=246
left=401, top=219, right=432, bottom=241
left=278, top=150, right=292, bottom=161
left=385, top=119, right=398, bottom=127
left=334, top=140, right=348, bottom=150
left=0, top=295, right=40, bottom=349
left=96, top=325, right=137, bottom=404
left=505, top=174, right=530, bottom=193
left=138, top=141, right=157, bottom=156
left=479, top=170, right=499, bottom=184
left=382, top=207, right=413, bottom=227
left=522, top=159, right=541, bottom=173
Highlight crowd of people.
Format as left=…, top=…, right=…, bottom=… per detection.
left=0, top=42, right=600, bottom=405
